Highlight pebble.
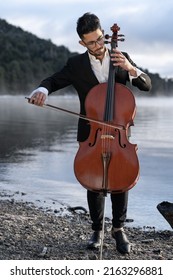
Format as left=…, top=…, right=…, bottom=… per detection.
left=0, top=199, right=173, bottom=260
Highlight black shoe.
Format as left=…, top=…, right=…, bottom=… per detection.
left=112, top=229, right=130, bottom=254
left=87, top=231, right=101, bottom=249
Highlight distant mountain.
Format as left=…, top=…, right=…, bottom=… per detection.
left=0, top=18, right=77, bottom=94
left=0, top=18, right=172, bottom=95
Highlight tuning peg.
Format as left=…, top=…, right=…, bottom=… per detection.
left=105, top=34, right=111, bottom=39
left=104, top=40, right=111, bottom=44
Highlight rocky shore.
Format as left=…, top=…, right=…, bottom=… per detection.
left=0, top=197, right=172, bottom=260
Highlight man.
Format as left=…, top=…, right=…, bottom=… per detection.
left=28, top=12, right=152, bottom=254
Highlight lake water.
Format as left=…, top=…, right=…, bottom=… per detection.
left=0, top=95, right=173, bottom=230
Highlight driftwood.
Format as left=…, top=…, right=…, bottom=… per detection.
left=157, top=201, right=173, bottom=229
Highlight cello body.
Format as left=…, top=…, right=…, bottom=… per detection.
left=74, top=23, right=140, bottom=194
left=74, top=82, right=139, bottom=193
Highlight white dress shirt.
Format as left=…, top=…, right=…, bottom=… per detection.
left=88, top=49, right=110, bottom=83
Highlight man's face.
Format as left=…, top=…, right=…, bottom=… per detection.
left=79, top=28, right=105, bottom=58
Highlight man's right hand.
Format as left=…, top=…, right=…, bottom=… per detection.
left=29, top=91, right=47, bottom=106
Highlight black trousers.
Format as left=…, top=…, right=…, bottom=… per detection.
left=87, top=190, right=128, bottom=231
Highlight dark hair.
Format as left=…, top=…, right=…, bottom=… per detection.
left=76, top=12, right=102, bottom=39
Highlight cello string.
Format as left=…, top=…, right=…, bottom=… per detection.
left=107, top=67, right=114, bottom=157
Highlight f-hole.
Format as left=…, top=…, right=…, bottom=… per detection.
left=115, top=129, right=126, bottom=148
left=89, top=128, right=102, bottom=147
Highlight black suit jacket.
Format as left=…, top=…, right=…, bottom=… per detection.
left=39, top=51, right=151, bottom=141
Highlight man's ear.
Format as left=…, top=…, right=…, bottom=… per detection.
left=79, top=40, right=86, bottom=47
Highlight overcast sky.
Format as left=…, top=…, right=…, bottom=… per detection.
left=1, top=0, right=173, bottom=78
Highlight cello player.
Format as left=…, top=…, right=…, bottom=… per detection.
left=28, top=12, right=152, bottom=254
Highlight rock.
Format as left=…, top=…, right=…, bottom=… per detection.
left=38, top=246, right=48, bottom=257
left=141, top=239, right=154, bottom=243
left=157, top=201, right=173, bottom=229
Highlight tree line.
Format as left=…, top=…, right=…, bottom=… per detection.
left=0, top=18, right=172, bottom=96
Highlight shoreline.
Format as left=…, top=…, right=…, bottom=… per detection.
left=0, top=197, right=173, bottom=260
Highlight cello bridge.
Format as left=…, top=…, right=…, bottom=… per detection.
left=101, top=135, right=115, bottom=140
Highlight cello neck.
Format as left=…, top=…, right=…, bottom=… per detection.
left=104, top=50, right=116, bottom=122
left=104, top=24, right=119, bottom=122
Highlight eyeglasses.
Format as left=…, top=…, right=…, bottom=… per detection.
left=83, top=35, right=104, bottom=49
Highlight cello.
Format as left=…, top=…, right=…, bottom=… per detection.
left=74, top=24, right=140, bottom=194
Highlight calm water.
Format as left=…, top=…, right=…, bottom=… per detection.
left=0, top=95, right=173, bottom=230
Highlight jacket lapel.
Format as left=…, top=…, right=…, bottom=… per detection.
left=82, top=51, right=100, bottom=85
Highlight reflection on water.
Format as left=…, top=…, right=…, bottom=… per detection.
left=0, top=95, right=173, bottom=230
left=0, top=96, right=78, bottom=157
